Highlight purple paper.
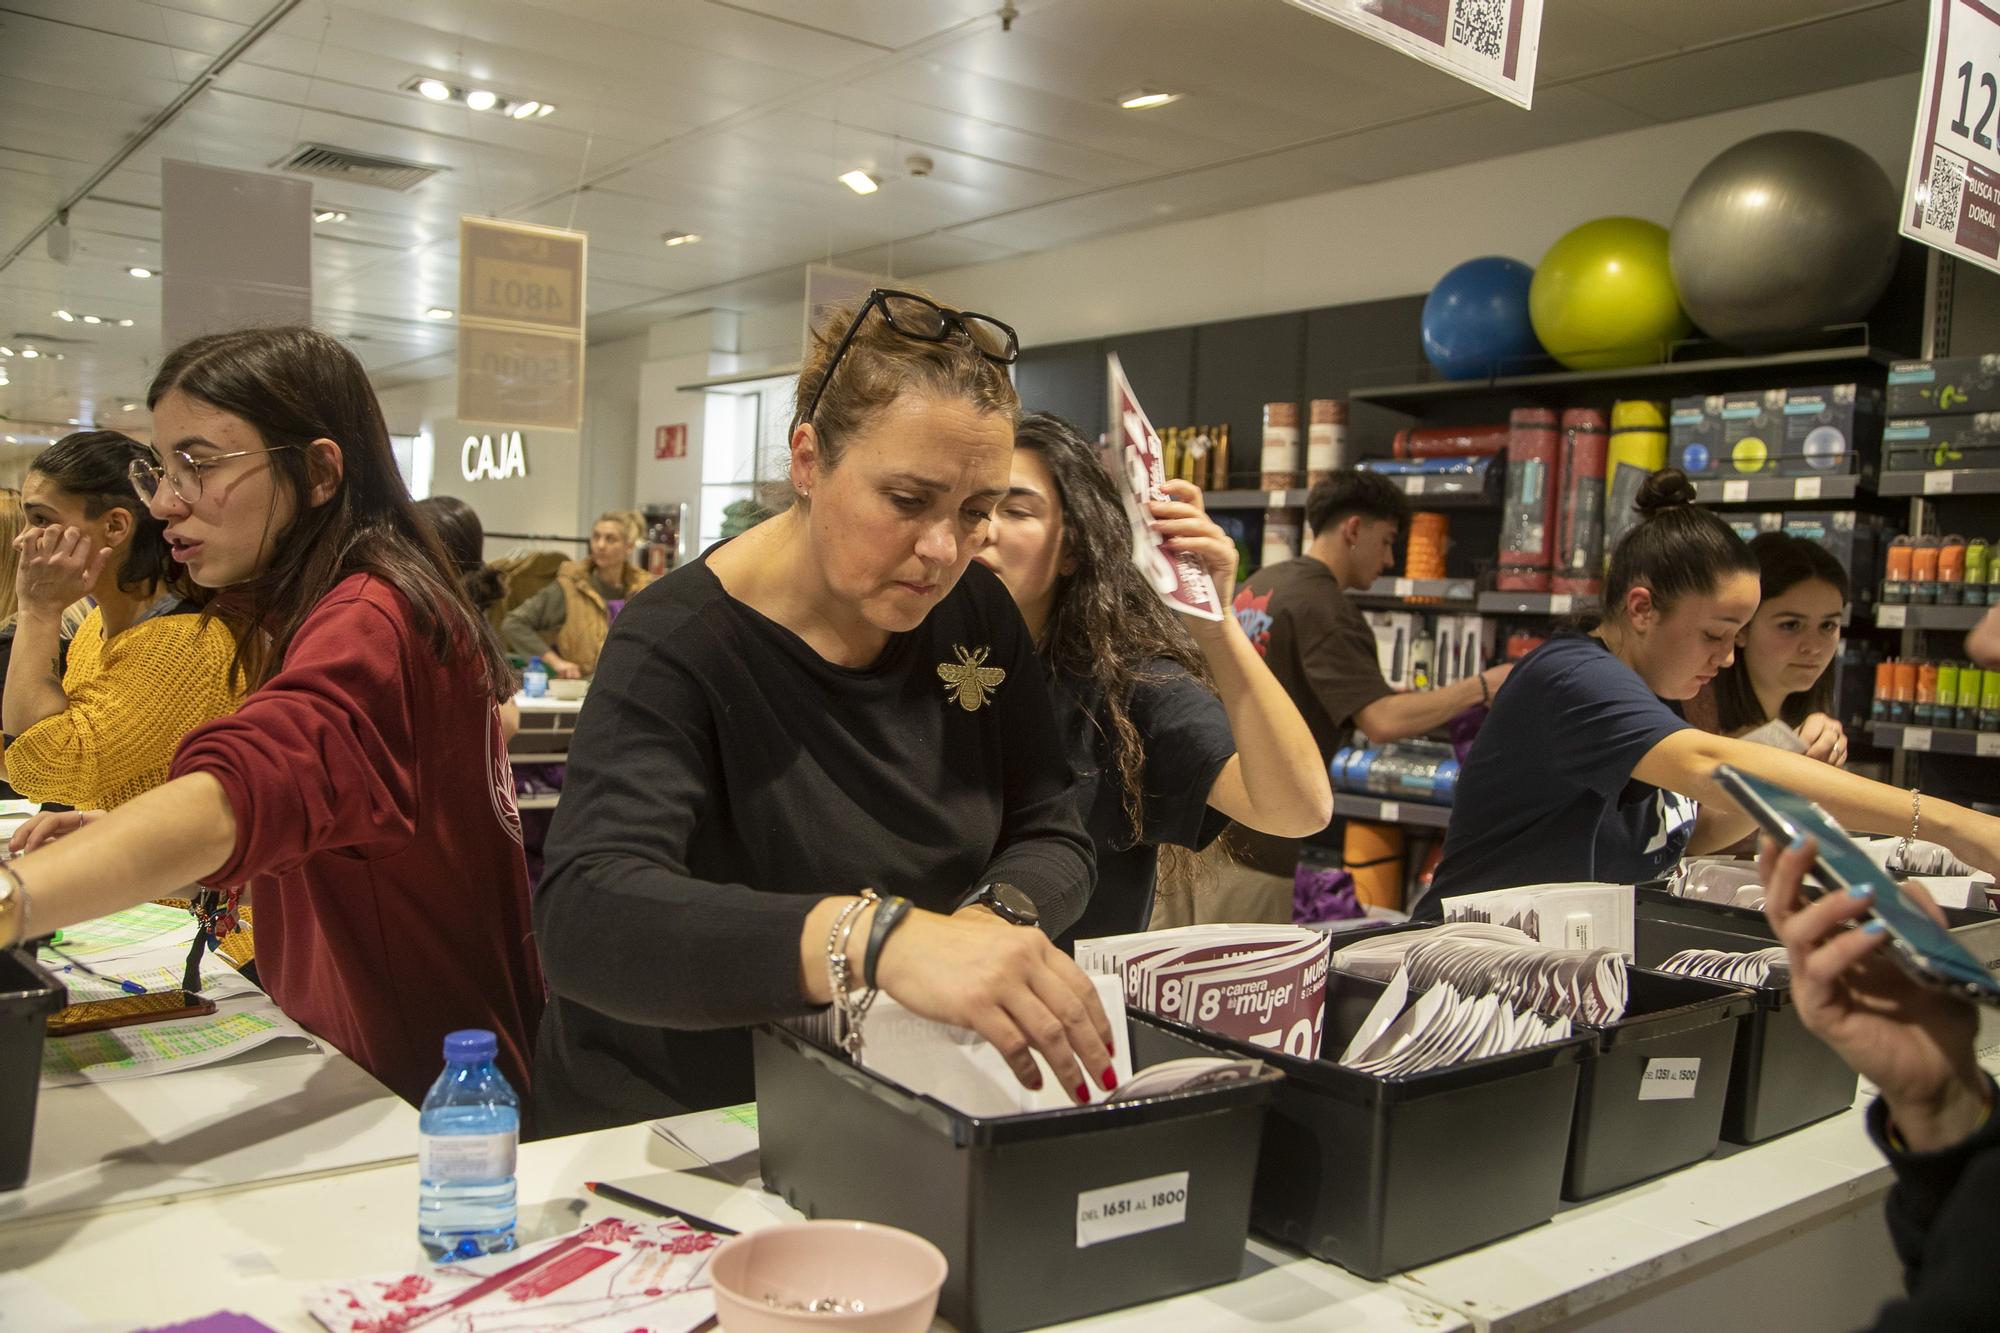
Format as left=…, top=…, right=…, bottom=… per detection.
left=138, top=1315, right=283, bottom=1333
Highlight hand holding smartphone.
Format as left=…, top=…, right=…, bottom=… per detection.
left=1715, top=764, right=2000, bottom=1007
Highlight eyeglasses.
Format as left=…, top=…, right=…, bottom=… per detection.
left=128, top=445, right=303, bottom=506
left=794, top=289, right=1019, bottom=434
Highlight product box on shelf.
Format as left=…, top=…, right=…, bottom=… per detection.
left=1717, top=389, right=1787, bottom=476
left=1724, top=511, right=1785, bottom=545
left=1670, top=395, right=1726, bottom=476
left=754, top=1017, right=1283, bottom=1333
left=1888, top=353, right=2000, bottom=416
left=1778, top=384, right=1878, bottom=475
left=1781, top=511, right=1892, bottom=601
left=1364, top=611, right=1419, bottom=689
left=1144, top=968, right=1591, bottom=1280
left=1883, top=413, right=2000, bottom=472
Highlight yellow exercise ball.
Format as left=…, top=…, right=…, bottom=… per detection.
left=1529, top=217, right=1693, bottom=371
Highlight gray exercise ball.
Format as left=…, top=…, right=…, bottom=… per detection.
left=1669, top=131, right=1900, bottom=348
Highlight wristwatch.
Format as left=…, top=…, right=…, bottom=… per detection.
left=969, top=881, right=1040, bottom=928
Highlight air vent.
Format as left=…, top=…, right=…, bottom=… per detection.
left=271, top=143, right=444, bottom=192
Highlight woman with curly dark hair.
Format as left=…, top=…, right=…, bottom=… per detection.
left=977, top=411, right=1331, bottom=942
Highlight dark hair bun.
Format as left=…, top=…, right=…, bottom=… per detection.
left=1634, top=468, right=1698, bottom=516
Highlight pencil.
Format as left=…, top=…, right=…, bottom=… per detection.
left=583, top=1180, right=739, bottom=1236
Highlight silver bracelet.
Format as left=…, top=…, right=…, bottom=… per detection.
left=1894, top=787, right=1921, bottom=868
left=825, top=890, right=879, bottom=1057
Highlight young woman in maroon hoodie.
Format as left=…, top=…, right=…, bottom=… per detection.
left=0, top=326, right=543, bottom=1105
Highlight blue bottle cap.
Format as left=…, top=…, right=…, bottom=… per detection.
left=444, top=1028, right=498, bottom=1062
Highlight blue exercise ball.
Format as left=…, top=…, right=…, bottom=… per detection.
left=1422, top=256, right=1546, bottom=380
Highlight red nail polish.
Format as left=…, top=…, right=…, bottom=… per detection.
left=1074, top=1083, right=1089, bottom=1104
left=1106, top=1042, right=1117, bottom=1059
left=1102, top=1068, right=1118, bottom=1092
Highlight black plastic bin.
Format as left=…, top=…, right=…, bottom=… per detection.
left=753, top=1015, right=1282, bottom=1333
left=1145, top=969, right=1592, bottom=1280
left=1563, top=967, right=1754, bottom=1199
left=1635, top=890, right=1860, bottom=1143
left=1, top=949, right=65, bottom=1192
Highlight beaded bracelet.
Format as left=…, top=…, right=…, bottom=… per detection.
left=1894, top=787, right=1922, bottom=869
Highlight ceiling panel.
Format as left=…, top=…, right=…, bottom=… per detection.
left=0, top=0, right=1932, bottom=426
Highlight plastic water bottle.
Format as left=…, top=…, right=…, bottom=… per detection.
left=522, top=656, right=548, bottom=699
left=417, top=1029, right=520, bottom=1262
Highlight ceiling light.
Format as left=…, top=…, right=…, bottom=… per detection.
left=129, top=266, right=154, bottom=278
left=121, top=403, right=138, bottom=412
left=82, top=314, right=102, bottom=324
left=417, top=78, right=452, bottom=101
left=661, top=231, right=701, bottom=247
left=66, top=419, right=80, bottom=426
left=839, top=169, right=880, bottom=195
left=118, top=319, right=134, bottom=328
left=534, top=103, right=555, bottom=117
left=464, top=89, right=497, bottom=112
left=0, top=347, right=11, bottom=356
left=19, top=348, right=38, bottom=359
left=2, top=437, right=13, bottom=444
left=425, top=307, right=455, bottom=320
left=1118, top=89, right=1180, bottom=110
left=508, top=101, right=540, bottom=120
left=53, top=309, right=74, bottom=321
left=52, top=354, right=63, bottom=360
left=314, top=209, right=348, bottom=223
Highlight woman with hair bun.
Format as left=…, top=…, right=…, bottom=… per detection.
left=1423, top=470, right=2000, bottom=914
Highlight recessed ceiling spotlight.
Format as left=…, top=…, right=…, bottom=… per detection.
left=52, top=353, right=63, bottom=361
left=19, top=348, right=39, bottom=359
left=314, top=209, right=349, bottom=223
left=129, top=266, right=154, bottom=278
left=121, top=403, right=138, bottom=412
left=838, top=169, right=880, bottom=195
left=0, top=347, right=11, bottom=357
left=118, top=319, right=135, bottom=327
left=53, top=309, right=74, bottom=321
left=425, top=307, right=455, bottom=320
left=417, top=78, right=452, bottom=101
left=2, top=437, right=13, bottom=444
left=1118, top=89, right=1180, bottom=110
left=508, top=101, right=541, bottom=120
left=661, top=231, right=701, bottom=247
left=535, top=103, right=555, bottom=117
left=82, top=314, right=102, bottom=324
left=66, top=418, right=80, bottom=426
left=464, top=89, right=498, bottom=112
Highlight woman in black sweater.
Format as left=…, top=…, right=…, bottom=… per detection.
left=533, top=290, right=1111, bottom=1132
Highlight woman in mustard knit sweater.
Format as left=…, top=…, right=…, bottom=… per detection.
left=2, top=431, right=242, bottom=809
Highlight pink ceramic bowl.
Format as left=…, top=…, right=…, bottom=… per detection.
left=709, top=1220, right=947, bottom=1333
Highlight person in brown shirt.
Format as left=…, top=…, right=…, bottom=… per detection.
left=1223, top=469, right=1510, bottom=885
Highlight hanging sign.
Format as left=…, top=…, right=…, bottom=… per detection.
left=1280, top=0, right=1542, bottom=109
left=1902, top=0, right=2000, bottom=276
left=457, top=216, right=587, bottom=429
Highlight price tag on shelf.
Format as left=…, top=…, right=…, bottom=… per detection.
left=1549, top=594, right=1574, bottom=614
left=1721, top=480, right=1751, bottom=503
left=1792, top=476, right=1823, bottom=500
left=1904, top=726, right=1934, bottom=752
left=1925, top=470, right=1956, bottom=494
left=1878, top=604, right=1909, bottom=628
left=1393, top=578, right=1414, bottom=596
left=1377, top=801, right=1401, bottom=823
left=1978, top=733, right=2000, bottom=757
left=1403, top=476, right=1427, bottom=495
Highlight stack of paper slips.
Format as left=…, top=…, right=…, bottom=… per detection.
left=1659, top=946, right=1789, bottom=987
left=1077, top=923, right=1331, bottom=1060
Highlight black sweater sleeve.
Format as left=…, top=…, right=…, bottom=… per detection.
left=533, top=628, right=823, bottom=1031
left=1864, top=1082, right=2000, bottom=1332
left=958, top=584, right=1095, bottom=933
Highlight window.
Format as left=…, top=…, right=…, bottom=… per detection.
left=697, top=376, right=793, bottom=549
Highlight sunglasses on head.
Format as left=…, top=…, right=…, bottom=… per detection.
left=793, top=289, right=1019, bottom=435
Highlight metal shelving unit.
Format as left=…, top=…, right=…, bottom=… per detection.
left=1868, top=723, right=2000, bottom=757
left=1877, top=467, right=2000, bottom=497
left=1874, top=603, right=1989, bottom=630
left=1691, top=473, right=1869, bottom=504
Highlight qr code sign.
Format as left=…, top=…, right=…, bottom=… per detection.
left=1449, top=0, right=1506, bottom=60
left=1926, top=150, right=1966, bottom=232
